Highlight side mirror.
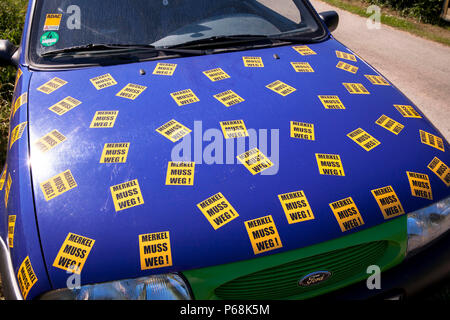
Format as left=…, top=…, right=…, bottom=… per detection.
left=319, top=11, right=339, bottom=32
left=0, top=40, right=19, bottom=67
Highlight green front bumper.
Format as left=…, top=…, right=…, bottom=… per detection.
left=183, top=216, right=407, bottom=300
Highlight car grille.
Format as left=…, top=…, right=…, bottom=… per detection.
left=215, top=241, right=388, bottom=299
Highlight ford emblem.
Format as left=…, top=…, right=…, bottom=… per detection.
left=298, top=271, right=332, bottom=287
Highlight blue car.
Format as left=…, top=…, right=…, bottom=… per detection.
left=0, top=0, right=449, bottom=300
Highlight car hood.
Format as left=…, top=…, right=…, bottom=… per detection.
left=28, top=38, right=450, bottom=289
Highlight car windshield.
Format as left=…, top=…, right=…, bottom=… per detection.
left=29, top=0, right=326, bottom=66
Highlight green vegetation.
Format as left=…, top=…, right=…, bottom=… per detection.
left=0, top=0, right=27, bottom=167
left=320, top=0, right=450, bottom=46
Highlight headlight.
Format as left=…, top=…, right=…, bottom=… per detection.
left=39, top=273, right=192, bottom=300
left=407, top=196, right=450, bottom=257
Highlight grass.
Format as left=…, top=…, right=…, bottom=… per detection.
left=318, top=0, right=450, bottom=46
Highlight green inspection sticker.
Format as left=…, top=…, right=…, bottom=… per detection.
left=40, top=31, right=59, bottom=47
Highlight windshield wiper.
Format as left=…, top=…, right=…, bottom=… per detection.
left=167, top=34, right=326, bottom=49
left=41, top=43, right=206, bottom=57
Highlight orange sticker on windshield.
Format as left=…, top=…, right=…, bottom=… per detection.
left=44, top=14, right=62, bottom=31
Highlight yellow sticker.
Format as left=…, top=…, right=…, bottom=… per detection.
left=342, top=83, right=370, bottom=94
left=203, top=68, right=230, bottom=81
left=371, top=186, right=405, bottom=219
left=365, top=75, right=390, bottom=86
left=44, top=14, right=62, bottom=31
left=165, top=161, right=195, bottom=186
left=90, top=111, right=119, bottom=128
left=34, top=129, right=67, bottom=153
left=14, top=69, right=22, bottom=90
left=116, top=83, right=147, bottom=100
left=237, top=148, right=274, bottom=175
left=318, top=95, right=345, bottom=109
left=9, top=122, right=27, bottom=149
left=220, top=120, right=249, bottom=139
left=315, top=153, right=345, bottom=176
left=394, top=105, right=421, bottom=118
left=290, top=121, right=315, bottom=140
left=17, top=256, right=38, bottom=299
left=336, top=50, right=356, bottom=62
left=347, top=128, right=381, bottom=151
left=40, top=170, right=77, bottom=201
left=407, top=171, right=433, bottom=200
left=278, top=190, right=315, bottom=224
left=243, top=56, right=264, bottom=67
left=89, top=74, right=118, bottom=90
left=427, top=157, right=450, bottom=187
left=110, top=179, right=144, bottom=212
left=156, top=119, right=191, bottom=142
left=37, top=77, right=67, bottom=94
left=170, top=89, right=200, bottom=106
left=49, top=96, right=82, bottom=115
left=419, top=130, right=445, bottom=152
left=8, top=215, right=16, bottom=248
left=11, top=93, right=28, bottom=118
left=375, top=115, right=404, bottom=135
left=245, top=215, right=283, bottom=255
left=4, top=173, right=11, bottom=208
left=336, top=61, right=358, bottom=74
left=197, top=192, right=239, bottom=230
left=0, top=164, right=7, bottom=190
left=139, top=231, right=173, bottom=270
left=153, top=63, right=177, bottom=76
left=291, top=62, right=314, bottom=72
left=99, top=143, right=130, bottom=164
left=266, top=80, right=296, bottom=96
left=293, top=45, right=316, bottom=56
left=52, top=233, right=96, bottom=274
left=214, top=90, right=245, bottom=107
left=329, top=197, right=364, bottom=232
